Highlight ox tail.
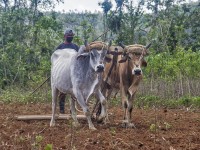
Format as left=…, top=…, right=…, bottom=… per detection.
left=75, top=100, right=95, bottom=114
left=71, top=96, right=84, bottom=113
left=75, top=101, right=83, bottom=113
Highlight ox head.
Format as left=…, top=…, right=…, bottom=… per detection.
left=119, top=43, right=151, bottom=76
left=77, top=41, right=109, bottom=73
left=89, top=48, right=108, bottom=72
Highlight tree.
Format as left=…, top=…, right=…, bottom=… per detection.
left=98, top=0, right=113, bottom=40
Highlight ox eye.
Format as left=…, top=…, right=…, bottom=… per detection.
left=90, top=51, right=95, bottom=57
left=103, top=49, right=107, bottom=54
left=101, top=51, right=106, bottom=57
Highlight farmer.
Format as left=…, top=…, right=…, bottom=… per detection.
left=56, top=28, right=79, bottom=114
left=56, top=28, right=79, bottom=51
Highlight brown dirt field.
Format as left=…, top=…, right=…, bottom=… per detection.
left=0, top=102, right=200, bottom=150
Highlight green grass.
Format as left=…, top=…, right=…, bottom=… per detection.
left=1, top=87, right=200, bottom=109
left=0, top=86, right=51, bottom=103
left=134, top=95, right=200, bottom=109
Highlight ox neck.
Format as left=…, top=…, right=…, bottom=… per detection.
left=87, top=68, right=99, bottom=79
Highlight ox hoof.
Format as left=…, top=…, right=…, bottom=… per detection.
left=103, top=116, right=110, bottom=124
left=122, top=121, right=136, bottom=128
left=72, top=122, right=80, bottom=128
left=96, top=116, right=104, bottom=124
left=97, top=116, right=110, bottom=124
left=89, top=126, right=97, bottom=131
left=128, top=123, right=136, bottom=128
left=50, top=121, right=55, bottom=127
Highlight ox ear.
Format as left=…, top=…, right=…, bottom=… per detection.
left=77, top=53, right=89, bottom=60
left=104, top=55, right=112, bottom=63
left=119, top=42, right=125, bottom=49
left=118, top=56, right=127, bottom=63
left=142, top=59, right=147, bottom=67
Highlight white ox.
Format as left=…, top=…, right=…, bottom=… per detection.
left=50, top=45, right=108, bottom=130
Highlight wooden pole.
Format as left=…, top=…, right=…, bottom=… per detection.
left=16, top=114, right=86, bottom=120
left=30, top=76, right=50, bottom=96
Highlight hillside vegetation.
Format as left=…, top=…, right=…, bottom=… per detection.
left=0, top=0, right=200, bottom=106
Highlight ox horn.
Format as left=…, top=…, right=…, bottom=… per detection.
left=84, top=39, right=88, bottom=46
left=118, top=42, right=128, bottom=63
left=84, top=39, right=90, bottom=51
left=119, top=42, right=128, bottom=55
left=119, top=42, right=125, bottom=49
left=104, top=40, right=113, bottom=63
left=106, top=40, right=113, bottom=54
left=145, top=43, right=152, bottom=49
left=108, top=40, right=112, bottom=47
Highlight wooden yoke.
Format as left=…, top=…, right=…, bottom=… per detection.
left=85, top=41, right=108, bottom=51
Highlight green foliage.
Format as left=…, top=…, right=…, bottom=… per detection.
left=109, top=96, right=121, bottom=106
left=0, top=86, right=51, bottom=103
left=44, top=144, right=53, bottom=150
left=109, top=127, right=116, bottom=136
left=144, top=47, right=200, bottom=80
left=31, top=135, right=43, bottom=150
left=1, top=0, right=200, bottom=105
left=98, top=0, right=113, bottom=14
left=135, top=95, right=160, bottom=108
left=179, top=96, right=200, bottom=107
left=149, top=123, right=156, bottom=132
left=149, top=122, right=172, bottom=132
left=0, top=7, right=61, bottom=88
left=135, top=95, right=200, bottom=109
left=164, top=122, right=172, bottom=130
left=80, top=20, right=95, bottom=41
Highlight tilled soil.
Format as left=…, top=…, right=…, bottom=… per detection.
left=0, top=102, right=200, bottom=150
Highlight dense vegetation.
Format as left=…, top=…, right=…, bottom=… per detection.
left=0, top=0, right=200, bottom=107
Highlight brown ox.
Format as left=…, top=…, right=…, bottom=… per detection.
left=101, top=43, right=151, bottom=127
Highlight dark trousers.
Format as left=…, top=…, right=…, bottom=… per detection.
left=59, top=93, right=66, bottom=113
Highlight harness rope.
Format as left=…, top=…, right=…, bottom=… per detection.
left=92, top=47, right=119, bottom=116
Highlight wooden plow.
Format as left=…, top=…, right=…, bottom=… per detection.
left=16, top=114, right=86, bottom=121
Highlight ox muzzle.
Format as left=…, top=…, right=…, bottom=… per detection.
left=133, top=68, right=142, bottom=75
left=132, top=65, right=142, bottom=76
left=96, top=64, right=104, bottom=72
